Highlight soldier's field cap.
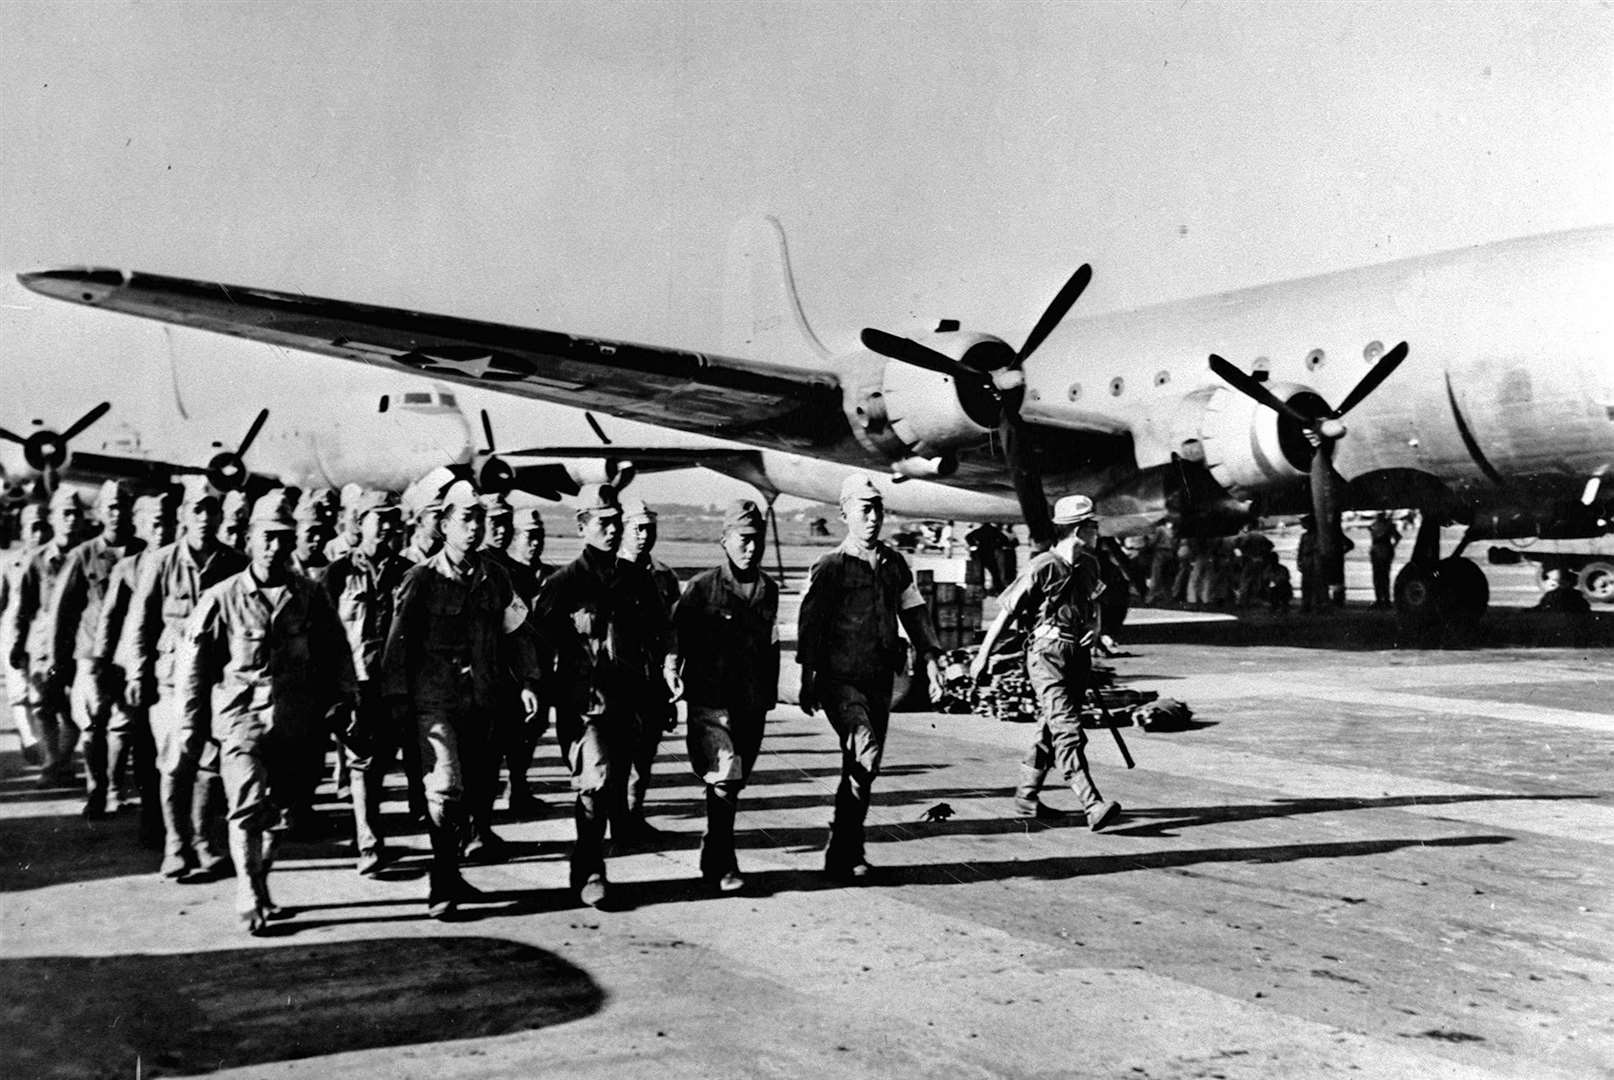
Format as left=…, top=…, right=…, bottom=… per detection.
left=480, top=492, right=513, bottom=520
left=440, top=479, right=483, bottom=512
left=48, top=486, right=84, bottom=512
left=134, top=492, right=173, bottom=518
left=620, top=497, right=656, bottom=525
left=575, top=483, right=621, bottom=521
left=249, top=493, right=296, bottom=532
left=723, top=498, right=766, bottom=535
left=511, top=507, right=545, bottom=530
left=838, top=474, right=883, bottom=506
left=96, top=479, right=134, bottom=508
left=1051, top=494, right=1098, bottom=525
left=178, top=476, right=219, bottom=508
left=354, top=489, right=401, bottom=520
left=339, top=482, right=365, bottom=509
left=220, top=488, right=249, bottom=515
left=19, top=502, right=47, bottom=528
left=297, top=487, right=339, bottom=521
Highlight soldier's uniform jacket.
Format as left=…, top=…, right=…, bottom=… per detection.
left=997, top=548, right=1106, bottom=643
left=0, top=543, right=44, bottom=657
left=49, top=534, right=145, bottom=673
left=7, top=538, right=81, bottom=672
left=400, top=536, right=437, bottom=566
left=531, top=546, right=669, bottom=719
left=674, top=562, right=779, bottom=713
left=797, top=540, right=931, bottom=681
left=321, top=548, right=407, bottom=682
left=178, top=570, right=355, bottom=745
left=117, top=542, right=248, bottom=693
left=91, top=547, right=157, bottom=689
left=380, top=549, right=535, bottom=712
left=501, top=557, right=557, bottom=606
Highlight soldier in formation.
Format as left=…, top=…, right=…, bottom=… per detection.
left=797, top=475, right=942, bottom=882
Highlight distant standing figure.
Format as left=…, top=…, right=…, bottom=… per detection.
left=1368, top=513, right=1402, bottom=608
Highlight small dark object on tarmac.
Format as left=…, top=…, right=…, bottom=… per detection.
left=1132, top=696, right=1193, bottom=731
left=921, top=802, right=956, bottom=822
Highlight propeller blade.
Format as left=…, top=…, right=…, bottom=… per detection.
left=1208, top=355, right=1315, bottom=428
left=859, top=328, right=977, bottom=382
left=0, top=426, right=26, bottom=445
left=1309, top=436, right=1348, bottom=606
left=584, top=411, right=612, bottom=446
left=235, top=408, right=270, bottom=457
left=480, top=409, right=497, bottom=454
left=1331, top=341, right=1409, bottom=419
left=59, top=401, right=111, bottom=443
left=1001, top=413, right=1053, bottom=550
left=1017, top=264, right=1092, bottom=363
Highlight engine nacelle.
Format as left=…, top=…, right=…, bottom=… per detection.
left=844, top=331, right=1010, bottom=464
left=479, top=455, right=628, bottom=501
left=1176, top=383, right=1321, bottom=495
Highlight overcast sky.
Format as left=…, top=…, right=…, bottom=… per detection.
left=2, top=1, right=1609, bottom=505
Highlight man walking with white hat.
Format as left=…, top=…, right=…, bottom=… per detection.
left=971, top=494, right=1123, bottom=830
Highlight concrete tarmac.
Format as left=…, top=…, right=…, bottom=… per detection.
left=3, top=607, right=1611, bottom=1079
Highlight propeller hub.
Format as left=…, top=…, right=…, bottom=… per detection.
left=1318, top=418, right=1347, bottom=441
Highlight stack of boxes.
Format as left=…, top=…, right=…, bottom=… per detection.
left=916, top=569, right=986, bottom=652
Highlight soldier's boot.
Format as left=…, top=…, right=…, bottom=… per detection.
left=506, top=741, right=545, bottom=818
left=158, top=768, right=197, bottom=878
left=823, top=784, right=871, bottom=881
left=104, top=726, right=132, bottom=812
left=572, top=793, right=610, bottom=906
left=350, top=771, right=385, bottom=875
left=1012, top=765, right=1067, bottom=820
left=1069, top=760, right=1121, bottom=832
left=701, top=785, right=742, bottom=891
left=191, top=769, right=230, bottom=877
left=82, top=724, right=109, bottom=818
left=426, top=811, right=483, bottom=918
left=227, top=824, right=269, bottom=935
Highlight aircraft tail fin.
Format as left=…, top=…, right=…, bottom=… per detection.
left=723, top=215, right=832, bottom=367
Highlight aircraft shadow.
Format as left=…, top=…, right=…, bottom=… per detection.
left=0, top=936, right=605, bottom=1078
left=1121, top=605, right=1612, bottom=651
left=1104, top=791, right=1598, bottom=838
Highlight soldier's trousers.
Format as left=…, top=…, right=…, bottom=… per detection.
left=151, top=692, right=224, bottom=863
left=338, top=683, right=400, bottom=855
left=27, top=671, right=77, bottom=775
left=557, top=711, right=630, bottom=887
left=688, top=705, right=765, bottom=879
left=820, top=675, right=892, bottom=869
left=621, top=697, right=670, bottom=825
left=3, top=645, right=40, bottom=753
left=1019, top=640, right=1104, bottom=808
left=70, top=667, right=139, bottom=806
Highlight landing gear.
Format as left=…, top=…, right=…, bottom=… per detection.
left=1579, top=560, right=1614, bottom=605
left=1394, top=514, right=1490, bottom=644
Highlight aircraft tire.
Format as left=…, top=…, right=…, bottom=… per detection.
left=1578, top=560, right=1614, bottom=605
left=1435, top=557, right=1489, bottom=623
left=1393, top=563, right=1440, bottom=625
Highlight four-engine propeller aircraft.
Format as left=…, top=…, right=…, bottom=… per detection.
left=19, top=218, right=1613, bottom=632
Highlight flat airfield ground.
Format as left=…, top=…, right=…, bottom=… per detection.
left=2, top=544, right=1611, bottom=1079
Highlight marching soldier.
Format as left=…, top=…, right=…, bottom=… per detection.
left=92, top=492, right=177, bottom=842
left=480, top=492, right=515, bottom=563
left=672, top=499, right=779, bottom=892
left=796, top=475, right=942, bottom=882
left=381, top=479, right=539, bottom=918
left=291, top=489, right=337, bottom=583
left=499, top=506, right=555, bottom=817
left=119, top=477, right=247, bottom=878
left=218, top=490, right=251, bottom=553
left=399, top=466, right=455, bottom=565
left=322, top=489, right=413, bottom=874
left=531, top=483, right=678, bottom=908
left=8, top=487, right=88, bottom=787
left=324, top=482, right=366, bottom=562
left=178, top=494, right=355, bottom=933
left=1, top=504, right=52, bottom=765
left=969, top=494, right=1123, bottom=830
left=47, top=481, right=144, bottom=817
left=616, top=497, right=681, bottom=840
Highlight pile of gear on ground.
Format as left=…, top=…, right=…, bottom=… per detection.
left=932, top=642, right=1194, bottom=732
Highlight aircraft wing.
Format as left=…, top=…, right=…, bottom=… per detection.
left=19, top=269, right=847, bottom=453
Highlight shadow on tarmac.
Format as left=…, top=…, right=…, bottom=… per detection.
left=0, top=936, right=605, bottom=1079
left=1106, top=791, right=1599, bottom=838
left=1122, top=606, right=1611, bottom=651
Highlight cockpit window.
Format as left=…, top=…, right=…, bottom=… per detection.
left=438, top=393, right=457, bottom=407
left=402, top=392, right=433, bottom=405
